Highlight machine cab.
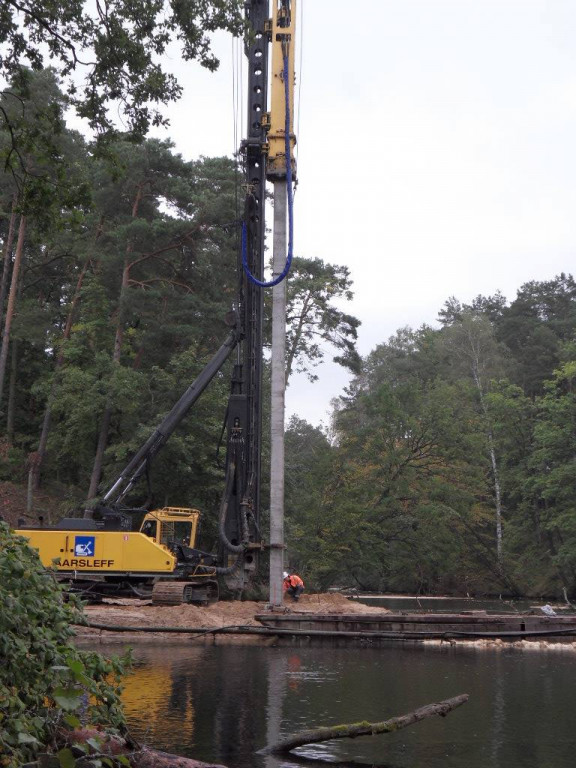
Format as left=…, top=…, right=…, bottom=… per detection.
left=139, top=507, right=200, bottom=552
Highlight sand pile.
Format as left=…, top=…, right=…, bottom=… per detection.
left=292, top=592, right=388, bottom=614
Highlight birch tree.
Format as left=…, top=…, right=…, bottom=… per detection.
left=440, top=311, right=509, bottom=564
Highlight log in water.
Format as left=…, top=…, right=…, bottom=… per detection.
left=263, top=694, right=469, bottom=754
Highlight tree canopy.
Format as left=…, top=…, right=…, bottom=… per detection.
left=284, top=275, right=576, bottom=598
left=1, top=0, right=244, bottom=147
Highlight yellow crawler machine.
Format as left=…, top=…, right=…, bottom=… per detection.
left=17, top=507, right=219, bottom=605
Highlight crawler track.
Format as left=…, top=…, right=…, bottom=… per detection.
left=151, top=580, right=218, bottom=605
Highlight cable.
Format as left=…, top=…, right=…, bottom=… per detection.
left=242, top=48, right=294, bottom=288
left=77, top=621, right=576, bottom=641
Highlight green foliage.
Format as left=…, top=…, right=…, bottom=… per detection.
left=285, top=276, right=576, bottom=598
left=0, top=68, right=92, bottom=218
left=0, top=522, right=128, bottom=767
left=284, top=416, right=334, bottom=581
left=321, top=371, right=492, bottom=593
left=522, top=363, right=576, bottom=592
left=284, top=257, right=361, bottom=381
left=1, top=0, right=244, bottom=144
left=496, top=273, right=576, bottom=396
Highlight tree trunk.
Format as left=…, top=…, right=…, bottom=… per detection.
left=263, top=694, right=469, bottom=755
left=487, top=428, right=503, bottom=561
left=36, top=754, right=225, bottom=768
left=472, top=368, right=503, bottom=564
left=0, top=193, right=17, bottom=327
left=0, top=214, right=26, bottom=413
left=6, top=336, right=18, bottom=443
left=88, top=406, right=112, bottom=499
left=31, top=252, right=94, bottom=491
left=130, top=749, right=227, bottom=768
left=26, top=456, right=34, bottom=516
left=88, top=188, right=142, bottom=499
left=87, top=261, right=129, bottom=499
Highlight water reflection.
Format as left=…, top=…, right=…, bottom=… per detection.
left=115, top=642, right=576, bottom=768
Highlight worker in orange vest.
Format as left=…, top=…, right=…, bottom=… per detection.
left=283, top=571, right=304, bottom=601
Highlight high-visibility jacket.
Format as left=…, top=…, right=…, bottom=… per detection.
left=283, top=573, right=304, bottom=590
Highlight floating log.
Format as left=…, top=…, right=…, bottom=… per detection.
left=262, top=694, right=469, bottom=755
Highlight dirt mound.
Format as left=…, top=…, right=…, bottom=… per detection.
left=291, top=592, right=387, bottom=614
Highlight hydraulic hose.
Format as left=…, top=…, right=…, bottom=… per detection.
left=217, top=446, right=251, bottom=556
left=78, top=622, right=576, bottom=641
left=217, top=459, right=244, bottom=554
left=213, top=552, right=244, bottom=576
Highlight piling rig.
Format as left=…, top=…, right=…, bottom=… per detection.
left=16, top=0, right=295, bottom=605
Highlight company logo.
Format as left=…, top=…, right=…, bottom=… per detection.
left=74, top=536, right=95, bottom=557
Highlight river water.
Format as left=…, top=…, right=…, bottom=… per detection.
left=116, top=640, right=576, bottom=768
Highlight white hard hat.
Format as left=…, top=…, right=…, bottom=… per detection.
left=283, top=571, right=289, bottom=578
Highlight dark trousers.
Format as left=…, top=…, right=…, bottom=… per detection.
left=287, top=585, right=304, bottom=601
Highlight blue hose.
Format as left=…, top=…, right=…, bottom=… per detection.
left=242, top=50, right=294, bottom=288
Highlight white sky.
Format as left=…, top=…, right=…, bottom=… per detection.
left=153, top=1, right=576, bottom=426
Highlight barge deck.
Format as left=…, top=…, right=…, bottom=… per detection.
left=254, top=611, right=576, bottom=646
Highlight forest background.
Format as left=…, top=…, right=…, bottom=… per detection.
left=1, top=66, right=576, bottom=602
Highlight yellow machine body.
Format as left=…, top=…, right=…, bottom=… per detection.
left=17, top=507, right=200, bottom=575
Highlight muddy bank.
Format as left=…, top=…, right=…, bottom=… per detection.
left=76, top=594, right=576, bottom=650
left=76, top=592, right=388, bottom=644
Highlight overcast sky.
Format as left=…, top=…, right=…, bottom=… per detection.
left=149, top=0, right=576, bottom=427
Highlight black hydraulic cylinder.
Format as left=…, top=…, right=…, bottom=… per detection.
left=103, top=328, right=240, bottom=505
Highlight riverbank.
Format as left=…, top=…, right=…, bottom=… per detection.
left=74, top=593, right=576, bottom=650
left=76, top=592, right=389, bottom=644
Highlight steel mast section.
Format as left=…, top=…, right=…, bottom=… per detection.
left=218, top=0, right=271, bottom=587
